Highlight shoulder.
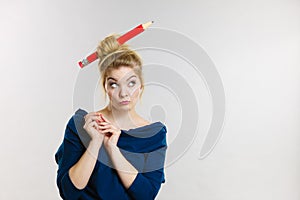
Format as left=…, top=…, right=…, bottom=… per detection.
left=67, top=108, right=88, bottom=129
left=118, top=121, right=167, bottom=152
left=64, top=108, right=90, bottom=146
left=55, top=109, right=88, bottom=164
left=152, top=121, right=167, bottom=135
left=151, top=121, right=167, bottom=148
left=121, top=121, right=167, bottom=137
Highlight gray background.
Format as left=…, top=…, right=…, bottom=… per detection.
left=1, top=0, right=300, bottom=199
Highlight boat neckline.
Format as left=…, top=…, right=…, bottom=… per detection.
left=121, top=121, right=162, bottom=132
left=76, top=108, right=163, bottom=132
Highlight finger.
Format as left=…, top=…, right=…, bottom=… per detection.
left=102, top=128, right=112, bottom=133
left=99, top=123, right=109, bottom=127
left=100, top=122, right=120, bottom=131
left=85, top=118, right=94, bottom=125
left=90, top=121, right=99, bottom=127
left=100, top=114, right=110, bottom=123
left=98, top=125, right=106, bottom=130
left=104, top=132, right=112, bottom=136
left=99, top=123, right=119, bottom=131
left=96, top=112, right=105, bottom=121
left=85, top=115, right=102, bottom=124
left=86, top=121, right=99, bottom=131
left=98, top=124, right=111, bottom=130
left=84, top=112, right=102, bottom=120
left=99, top=121, right=109, bottom=125
left=102, top=128, right=120, bottom=135
left=86, top=113, right=102, bottom=119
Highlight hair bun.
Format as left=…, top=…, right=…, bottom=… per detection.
left=97, top=34, right=129, bottom=61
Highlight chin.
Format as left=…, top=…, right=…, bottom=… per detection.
left=120, top=103, right=136, bottom=111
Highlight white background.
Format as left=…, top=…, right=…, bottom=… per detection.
left=0, top=0, right=299, bottom=199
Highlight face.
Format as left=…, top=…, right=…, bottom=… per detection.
left=105, top=66, right=142, bottom=111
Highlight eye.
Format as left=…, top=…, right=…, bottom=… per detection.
left=109, top=82, right=118, bottom=88
left=128, top=81, right=136, bottom=87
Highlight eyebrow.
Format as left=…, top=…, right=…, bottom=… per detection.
left=107, top=75, right=137, bottom=82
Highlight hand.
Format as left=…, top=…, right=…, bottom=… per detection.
left=83, top=112, right=105, bottom=142
left=98, top=114, right=121, bottom=148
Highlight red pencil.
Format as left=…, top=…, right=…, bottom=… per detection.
left=78, top=21, right=153, bottom=68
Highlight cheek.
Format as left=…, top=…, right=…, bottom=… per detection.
left=107, top=90, right=118, bottom=99
left=131, top=87, right=141, bottom=98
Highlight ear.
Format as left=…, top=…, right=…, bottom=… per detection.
left=104, top=84, right=108, bottom=92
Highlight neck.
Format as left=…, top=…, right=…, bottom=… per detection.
left=105, top=104, right=139, bottom=128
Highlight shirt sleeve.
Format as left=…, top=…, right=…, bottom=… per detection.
left=55, top=118, right=86, bottom=200
left=127, top=126, right=167, bottom=200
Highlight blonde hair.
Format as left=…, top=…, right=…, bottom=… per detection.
left=97, top=34, right=145, bottom=102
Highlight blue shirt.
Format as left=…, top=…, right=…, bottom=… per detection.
left=55, top=108, right=167, bottom=200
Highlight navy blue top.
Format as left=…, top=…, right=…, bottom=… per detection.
left=55, top=108, right=167, bottom=200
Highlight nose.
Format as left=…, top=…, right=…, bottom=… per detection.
left=119, top=85, right=129, bottom=98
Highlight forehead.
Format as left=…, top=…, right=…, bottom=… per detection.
left=106, top=66, right=137, bottom=81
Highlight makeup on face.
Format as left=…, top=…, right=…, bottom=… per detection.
left=106, top=75, right=138, bottom=90
left=105, top=67, right=142, bottom=109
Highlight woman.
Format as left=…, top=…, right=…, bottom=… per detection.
left=55, top=34, right=167, bottom=200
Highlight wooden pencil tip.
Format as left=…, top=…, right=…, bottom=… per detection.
left=142, top=21, right=154, bottom=29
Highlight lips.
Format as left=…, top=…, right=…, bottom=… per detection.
left=120, top=101, right=130, bottom=105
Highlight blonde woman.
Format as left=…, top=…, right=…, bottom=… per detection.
left=55, top=34, right=167, bottom=200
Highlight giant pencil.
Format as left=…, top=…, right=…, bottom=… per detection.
left=78, top=21, right=153, bottom=68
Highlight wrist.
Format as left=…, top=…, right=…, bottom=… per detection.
left=105, top=141, right=119, bottom=152
left=89, top=138, right=102, bottom=149
left=91, top=133, right=104, bottom=143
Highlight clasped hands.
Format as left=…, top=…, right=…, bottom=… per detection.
left=83, top=112, right=121, bottom=148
